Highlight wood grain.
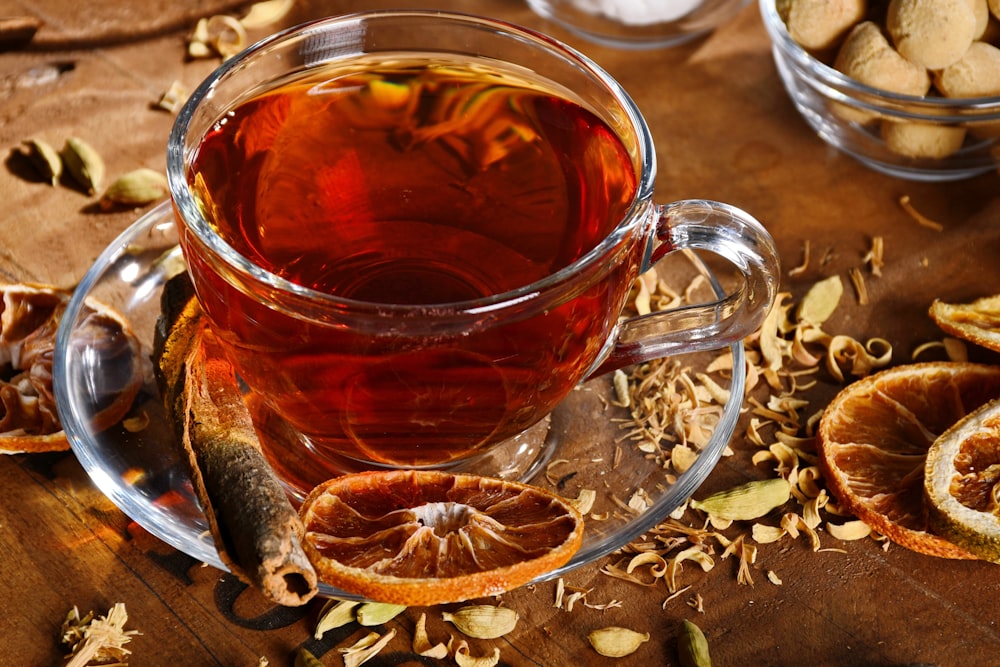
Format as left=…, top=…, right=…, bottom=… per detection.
left=2, top=1, right=999, bottom=665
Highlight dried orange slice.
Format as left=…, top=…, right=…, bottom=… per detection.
left=925, top=399, right=1000, bottom=562
left=0, top=283, right=142, bottom=453
left=929, top=294, right=1000, bottom=352
left=818, top=362, right=1000, bottom=559
left=299, top=469, right=584, bottom=605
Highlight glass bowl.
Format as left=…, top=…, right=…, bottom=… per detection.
left=53, top=202, right=744, bottom=598
left=760, top=0, right=1000, bottom=182
left=526, top=0, right=751, bottom=50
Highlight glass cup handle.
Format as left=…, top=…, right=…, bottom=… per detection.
left=589, top=199, right=780, bottom=378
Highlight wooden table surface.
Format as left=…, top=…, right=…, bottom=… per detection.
left=4, top=1, right=1000, bottom=665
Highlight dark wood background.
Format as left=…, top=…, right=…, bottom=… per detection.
left=3, top=1, right=1000, bottom=664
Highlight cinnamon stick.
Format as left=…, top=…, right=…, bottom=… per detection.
left=154, top=274, right=317, bottom=606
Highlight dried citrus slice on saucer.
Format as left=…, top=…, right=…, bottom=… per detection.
left=818, top=362, right=1000, bottom=559
left=298, top=469, right=584, bottom=605
left=929, top=294, right=1000, bottom=352
left=925, top=399, right=1000, bottom=562
left=1, top=283, right=142, bottom=453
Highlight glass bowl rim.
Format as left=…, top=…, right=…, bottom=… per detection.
left=758, top=0, right=1000, bottom=114
left=525, top=0, right=753, bottom=50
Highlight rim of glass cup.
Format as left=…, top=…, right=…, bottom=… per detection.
left=759, top=0, right=1000, bottom=122
left=167, top=10, right=657, bottom=320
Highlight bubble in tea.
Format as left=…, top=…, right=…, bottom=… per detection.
left=184, top=56, right=639, bottom=485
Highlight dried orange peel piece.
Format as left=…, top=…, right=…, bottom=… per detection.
left=925, top=399, right=1000, bottom=562
left=299, top=469, right=584, bottom=605
left=929, top=294, right=1000, bottom=353
left=0, top=283, right=141, bottom=453
left=818, top=362, right=1000, bottom=559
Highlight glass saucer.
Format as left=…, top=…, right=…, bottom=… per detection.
left=53, top=201, right=744, bottom=596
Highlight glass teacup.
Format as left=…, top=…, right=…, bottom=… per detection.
left=167, top=11, right=780, bottom=496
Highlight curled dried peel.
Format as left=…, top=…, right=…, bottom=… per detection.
left=240, top=0, right=294, bottom=28
left=339, top=629, right=396, bottom=667
left=0, top=283, right=141, bottom=453
left=929, top=294, right=1000, bottom=353
left=826, top=335, right=892, bottom=382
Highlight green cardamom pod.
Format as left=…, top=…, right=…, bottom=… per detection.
left=587, top=626, right=649, bottom=658
left=61, top=136, right=104, bottom=194
left=294, top=648, right=323, bottom=667
left=678, top=619, right=712, bottom=667
left=101, top=168, right=169, bottom=208
left=442, top=605, right=519, bottom=639
left=313, top=599, right=359, bottom=639
left=797, top=274, right=843, bottom=325
left=356, top=602, right=407, bottom=626
left=689, top=477, right=790, bottom=521
left=23, top=138, right=62, bottom=186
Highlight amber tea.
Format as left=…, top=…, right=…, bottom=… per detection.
left=183, top=56, right=640, bottom=486
left=172, top=14, right=779, bottom=494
